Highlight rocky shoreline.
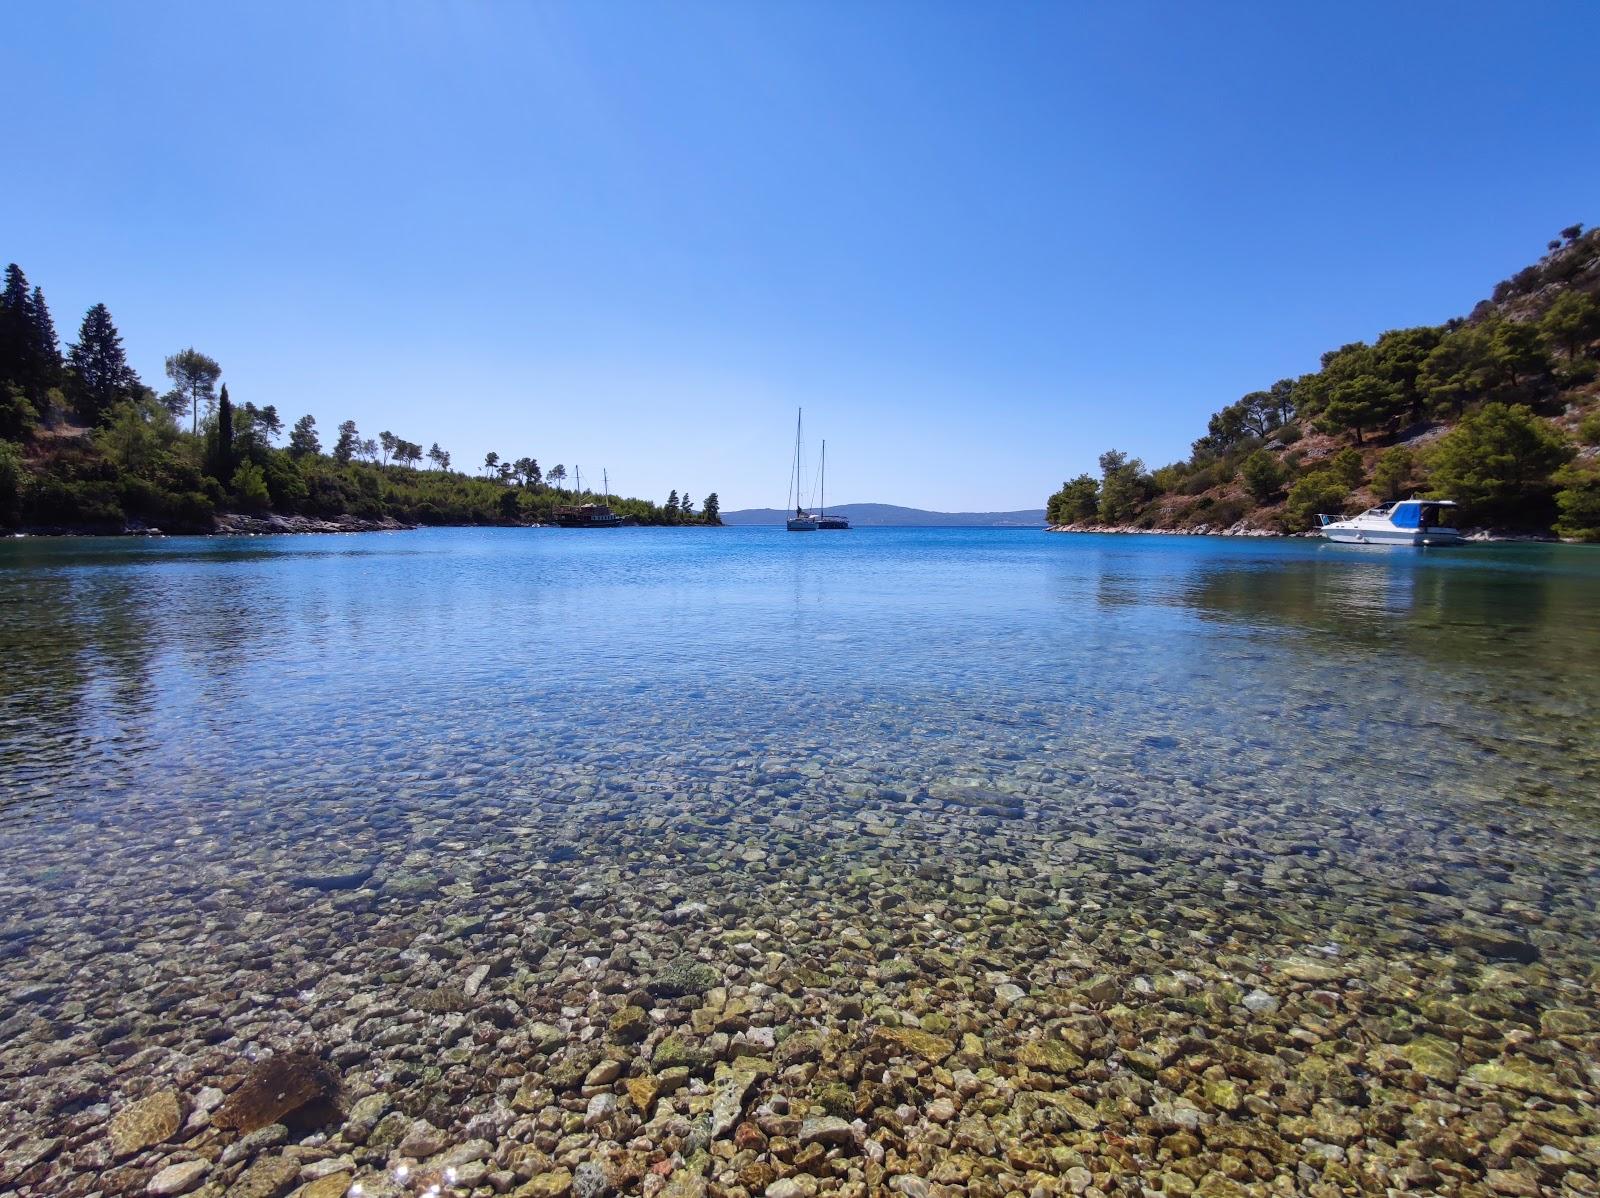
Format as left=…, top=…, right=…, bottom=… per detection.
left=1046, top=522, right=1287, bottom=537
left=9, top=513, right=419, bottom=537
left=210, top=513, right=418, bottom=536
left=1045, top=522, right=1565, bottom=542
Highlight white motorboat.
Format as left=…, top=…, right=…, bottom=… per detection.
left=1318, top=499, right=1464, bottom=546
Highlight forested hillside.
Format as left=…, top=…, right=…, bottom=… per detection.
left=0, top=265, right=720, bottom=533
left=1047, top=225, right=1600, bottom=539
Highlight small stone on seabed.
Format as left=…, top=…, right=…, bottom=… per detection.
left=146, top=1159, right=208, bottom=1195
left=109, top=1090, right=182, bottom=1158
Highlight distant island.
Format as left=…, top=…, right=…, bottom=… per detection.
left=1046, top=224, right=1600, bottom=541
left=722, top=503, right=1046, bottom=527
left=0, top=262, right=721, bottom=534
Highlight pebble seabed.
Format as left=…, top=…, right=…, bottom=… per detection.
left=3, top=730, right=1599, bottom=1198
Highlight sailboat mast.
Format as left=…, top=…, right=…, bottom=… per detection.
left=793, top=408, right=803, bottom=517
left=820, top=440, right=826, bottom=517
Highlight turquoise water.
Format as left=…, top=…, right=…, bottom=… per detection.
left=2, top=528, right=1598, bottom=1195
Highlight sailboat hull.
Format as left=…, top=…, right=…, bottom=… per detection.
left=787, top=519, right=818, bottom=531
left=817, top=516, right=849, bottom=529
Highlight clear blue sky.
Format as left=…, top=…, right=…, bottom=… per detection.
left=9, top=3, right=1598, bottom=511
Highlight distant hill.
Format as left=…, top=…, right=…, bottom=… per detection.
left=721, top=503, right=1046, bottom=527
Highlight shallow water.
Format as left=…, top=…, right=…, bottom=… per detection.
left=2, top=528, right=1598, bottom=1197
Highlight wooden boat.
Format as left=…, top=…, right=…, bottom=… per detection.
left=554, top=468, right=622, bottom=528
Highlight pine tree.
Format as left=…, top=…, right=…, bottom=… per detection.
left=67, top=303, right=141, bottom=426
left=29, top=286, right=60, bottom=395
left=164, top=347, right=222, bottom=435
left=0, top=265, right=34, bottom=393
left=665, top=489, right=680, bottom=518
left=702, top=492, right=721, bottom=524
left=333, top=420, right=359, bottom=464
left=289, top=414, right=320, bottom=458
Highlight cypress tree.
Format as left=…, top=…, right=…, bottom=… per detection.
left=67, top=303, right=140, bottom=426
left=214, top=383, right=234, bottom=478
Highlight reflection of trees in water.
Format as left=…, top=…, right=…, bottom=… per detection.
left=0, top=567, right=163, bottom=805
left=1178, top=546, right=1600, bottom=824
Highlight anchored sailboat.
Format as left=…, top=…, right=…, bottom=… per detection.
left=816, top=440, right=849, bottom=530
left=786, top=409, right=817, bottom=531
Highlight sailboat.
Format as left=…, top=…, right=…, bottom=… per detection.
left=786, top=409, right=817, bottom=531
left=816, top=440, right=849, bottom=529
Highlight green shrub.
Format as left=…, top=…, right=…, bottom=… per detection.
left=169, top=491, right=215, bottom=530
left=1276, top=422, right=1303, bottom=445
left=230, top=461, right=271, bottom=511
left=1, top=384, right=39, bottom=442
left=1284, top=470, right=1349, bottom=532
left=1553, top=463, right=1600, bottom=541
left=1179, top=465, right=1219, bottom=495
left=0, top=440, right=23, bottom=526
left=1371, top=446, right=1416, bottom=501
left=26, top=476, right=124, bottom=527
left=1241, top=449, right=1288, bottom=502
left=1578, top=410, right=1600, bottom=446
left=1329, top=446, right=1365, bottom=488
left=1209, top=496, right=1248, bottom=526
left=261, top=453, right=309, bottom=511
left=1554, top=357, right=1599, bottom=388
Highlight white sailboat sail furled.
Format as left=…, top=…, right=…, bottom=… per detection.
left=786, top=409, right=817, bottom=531
left=816, top=439, right=849, bottom=529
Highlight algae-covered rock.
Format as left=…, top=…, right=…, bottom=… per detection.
left=653, top=1033, right=710, bottom=1072
left=608, top=1005, right=651, bottom=1043
left=1016, top=1039, right=1084, bottom=1075
left=1398, top=1036, right=1461, bottom=1084
left=649, top=958, right=721, bottom=998
left=871, top=1026, right=954, bottom=1063
left=1467, top=1060, right=1571, bottom=1101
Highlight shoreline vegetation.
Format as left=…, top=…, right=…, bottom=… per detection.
left=1046, top=226, right=1600, bottom=544
left=0, top=263, right=722, bottom=537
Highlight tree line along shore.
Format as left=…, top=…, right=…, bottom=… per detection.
left=1047, top=225, right=1600, bottom=541
left=0, top=265, right=720, bottom=534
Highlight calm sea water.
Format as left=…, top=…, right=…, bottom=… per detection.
left=2, top=527, right=1598, bottom=1194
